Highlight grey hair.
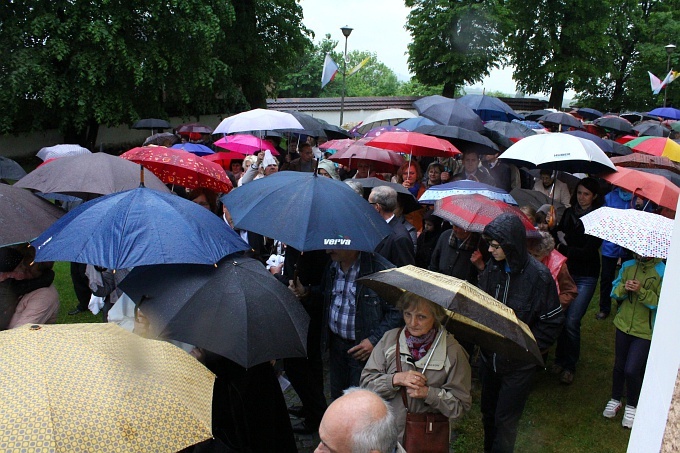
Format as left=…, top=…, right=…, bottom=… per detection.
left=370, top=185, right=398, bottom=212
left=343, top=387, right=398, bottom=453
left=396, top=291, right=446, bottom=328
left=527, top=230, right=555, bottom=259
left=345, top=180, right=364, bottom=196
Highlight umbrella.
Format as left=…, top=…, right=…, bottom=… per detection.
left=143, top=132, right=180, bottom=147
left=670, top=121, right=680, bottom=133
left=396, top=116, right=438, bottom=131
left=635, top=168, right=680, bottom=187
left=120, top=256, right=310, bottom=368
left=593, top=116, right=633, bottom=134
left=315, top=118, right=353, bottom=139
left=413, top=95, right=484, bottom=132
left=213, top=134, right=278, bottom=156
left=647, top=107, right=680, bottom=121
left=483, top=120, right=538, bottom=140
left=276, top=111, right=351, bottom=139
left=357, top=265, right=544, bottom=365
left=329, top=139, right=406, bottom=173
left=601, top=166, right=680, bottom=211
left=171, top=142, right=214, bottom=157
left=365, top=131, right=461, bottom=158
left=509, top=188, right=566, bottom=220
left=603, top=139, right=633, bottom=156
left=498, top=133, right=617, bottom=174
left=419, top=180, right=518, bottom=205
left=356, top=109, right=416, bottom=134
left=414, top=124, right=499, bottom=155
left=624, top=137, right=680, bottom=162
left=537, top=112, right=583, bottom=130
left=572, top=107, right=603, bottom=121
left=320, top=138, right=355, bottom=153
left=0, top=183, right=65, bottom=246
left=31, top=187, right=249, bottom=269
left=633, top=121, right=671, bottom=137
left=120, top=146, right=232, bottom=193
left=0, top=156, right=26, bottom=181
left=457, top=94, right=521, bottom=122
left=434, top=194, right=540, bottom=238
left=203, top=151, right=245, bottom=171
left=175, top=123, right=213, bottom=135
left=214, top=109, right=304, bottom=135
left=15, top=152, right=170, bottom=200
left=581, top=207, right=673, bottom=258
left=221, top=171, right=391, bottom=252
left=562, top=130, right=613, bottom=153
left=363, top=125, right=408, bottom=138
left=0, top=323, right=214, bottom=453
left=352, top=177, right=421, bottom=215
left=132, top=118, right=171, bottom=131
left=610, top=153, right=680, bottom=174
left=36, top=144, right=91, bottom=161
left=620, top=112, right=657, bottom=123
left=524, top=109, right=557, bottom=121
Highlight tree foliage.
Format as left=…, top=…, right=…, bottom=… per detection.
left=404, top=0, right=505, bottom=98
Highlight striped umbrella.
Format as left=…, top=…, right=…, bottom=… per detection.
left=625, top=137, right=680, bottom=162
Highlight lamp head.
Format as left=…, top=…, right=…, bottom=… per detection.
left=341, top=26, right=353, bottom=38
left=666, top=44, right=677, bottom=55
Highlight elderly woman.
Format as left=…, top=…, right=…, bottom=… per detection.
left=238, top=150, right=278, bottom=186
left=527, top=231, right=578, bottom=311
left=360, top=292, right=472, bottom=444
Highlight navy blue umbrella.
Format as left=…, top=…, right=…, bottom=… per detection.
left=32, top=187, right=249, bottom=269
left=171, top=143, right=214, bottom=156
left=562, top=130, right=613, bottom=153
left=413, top=95, right=484, bottom=132
left=221, top=171, right=391, bottom=252
left=457, top=94, right=521, bottom=122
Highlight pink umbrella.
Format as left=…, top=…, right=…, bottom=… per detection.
left=320, top=139, right=355, bottom=153
left=366, top=131, right=460, bottom=158
left=213, top=134, right=279, bottom=156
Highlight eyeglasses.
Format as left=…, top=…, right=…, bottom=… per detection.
left=487, top=241, right=502, bottom=250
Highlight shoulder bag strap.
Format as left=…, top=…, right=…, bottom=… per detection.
left=395, top=327, right=409, bottom=409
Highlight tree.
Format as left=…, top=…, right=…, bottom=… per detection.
left=404, top=0, right=505, bottom=98
left=502, top=0, right=613, bottom=108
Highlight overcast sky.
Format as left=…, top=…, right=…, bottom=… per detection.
left=299, top=0, right=521, bottom=95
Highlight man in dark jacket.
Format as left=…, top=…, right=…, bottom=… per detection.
left=429, top=224, right=486, bottom=285
left=477, top=213, right=563, bottom=453
left=370, top=186, right=416, bottom=267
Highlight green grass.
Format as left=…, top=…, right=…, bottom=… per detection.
left=53, top=261, right=101, bottom=325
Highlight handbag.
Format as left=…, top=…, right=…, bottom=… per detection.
left=396, top=328, right=450, bottom=453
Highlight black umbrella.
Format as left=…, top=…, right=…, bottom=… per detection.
left=353, top=177, right=421, bottom=215
left=175, top=123, right=213, bottom=135
left=593, top=116, right=633, bottom=134
left=483, top=121, right=537, bottom=139
left=524, top=109, right=555, bottom=121
left=573, top=107, right=603, bottom=121
left=413, top=95, right=484, bottom=132
left=0, top=157, right=27, bottom=181
left=132, top=118, right=171, bottom=131
left=633, top=121, right=671, bottom=137
left=0, top=183, right=65, bottom=246
left=143, top=132, right=180, bottom=147
left=414, top=125, right=499, bottom=155
left=602, top=139, right=633, bottom=156
left=620, top=112, right=657, bottom=124
left=537, top=112, right=583, bottom=130
left=119, top=256, right=310, bottom=368
left=278, top=111, right=352, bottom=139
left=509, top=188, right=566, bottom=222
left=562, top=130, right=612, bottom=153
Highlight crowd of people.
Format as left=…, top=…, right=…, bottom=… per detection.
left=1, top=123, right=670, bottom=452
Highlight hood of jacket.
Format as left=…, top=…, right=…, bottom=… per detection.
left=483, top=213, right=528, bottom=273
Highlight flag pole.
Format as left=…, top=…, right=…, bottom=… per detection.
left=339, top=26, right=353, bottom=127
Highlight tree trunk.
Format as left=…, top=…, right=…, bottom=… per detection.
left=442, top=81, right=457, bottom=98
left=548, top=80, right=566, bottom=109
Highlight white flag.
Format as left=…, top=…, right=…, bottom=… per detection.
left=321, top=53, right=339, bottom=89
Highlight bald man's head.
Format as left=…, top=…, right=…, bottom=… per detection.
left=316, top=388, right=397, bottom=453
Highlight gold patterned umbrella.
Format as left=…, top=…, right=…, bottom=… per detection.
left=0, top=323, right=215, bottom=453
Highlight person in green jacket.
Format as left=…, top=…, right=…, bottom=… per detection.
left=602, top=254, right=665, bottom=429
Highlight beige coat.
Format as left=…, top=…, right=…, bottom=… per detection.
left=360, top=326, right=472, bottom=442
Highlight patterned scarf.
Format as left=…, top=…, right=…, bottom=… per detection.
left=405, top=327, right=437, bottom=361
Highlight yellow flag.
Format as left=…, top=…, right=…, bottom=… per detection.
left=347, top=57, right=371, bottom=77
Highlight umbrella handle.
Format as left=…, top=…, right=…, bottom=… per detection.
left=139, top=164, right=145, bottom=188
left=422, top=327, right=446, bottom=372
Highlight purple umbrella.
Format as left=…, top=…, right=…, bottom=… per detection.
left=171, top=143, right=214, bottom=156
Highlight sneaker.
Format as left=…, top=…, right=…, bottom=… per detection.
left=603, top=399, right=621, bottom=418
left=622, top=405, right=636, bottom=428
left=596, top=311, right=609, bottom=320
left=559, top=370, right=574, bottom=385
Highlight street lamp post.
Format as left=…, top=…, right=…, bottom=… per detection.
left=339, top=26, right=353, bottom=127
left=664, top=44, right=676, bottom=107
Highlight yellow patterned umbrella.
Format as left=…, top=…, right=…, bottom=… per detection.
left=0, top=323, right=215, bottom=453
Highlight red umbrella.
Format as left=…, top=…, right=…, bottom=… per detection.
left=329, top=138, right=405, bottom=172
left=601, top=166, right=680, bottom=211
left=120, top=147, right=232, bottom=193
left=433, top=194, right=540, bottom=238
left=364, top=131, right=461, bottom=157
left=610, top=154, right=680, bottom=174
left=175, top=123, right=213, bottom=135
left=213, top=134, right=278, bottom=155
left=204, top=151, right=246, bottom=171
left=320, top=139, right=355, bottom=153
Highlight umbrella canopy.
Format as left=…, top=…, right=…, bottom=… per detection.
left=221, top=171, right=391, bottom=252
left=143, top=132, right=180, bottom=147
left=277, top=111, right=351, bottom=139
left=509, top=188, right=566, bottom=222
left=203, top=151, right=245, bottom=171
left=357, top=266, right=543, bottom=365
left=457, top=94, right=521, bottom=122
left=499, top=133, right=617, bottom=174
left=593, top=116, right=634, bottom=134
left=561, top=130, right=613, bottom=153
left=603, top=139, right=633, bottom=156
left=483, top=121, right=538, bottom=140
left=15, top=152, right=170, bottom=200
left=0, top=183, right=65, bottom=246
left=31, top=187, right=249, bottom=269
left=119, top=256, right=310, bottom=368
left=633, top=121, right=671, bottom=137
left=601, top=166, right=680, bottom=211
left=171, top=142, right=214, bottom=157
left=213, top=134, right=278, bottom=156
left=414, top=125, right=499, bottom=155
left=36, top=144, right=91, bottom=161
left=396, top=116, right=438, bottom=131
left=419, top=180, right=517, bottom=205
left=320, top=138, right=356, bottom=153
left=524, top=109, right=557, bottom=121
left=329, top=139, right=406, bottom=173
left=581, top=207, right=673, bottom=258
left=635, top=168, right=680, bottom=187
left=120, top=146, right=232, bottom=193
left=620, top=112, right=657, bottom=123
left=537, top=112, right=583, bottom=130
left=214, top=109, right=304, bottom=135
left=434, top=194, right=540, bottom=238
left=647, top=107, right=680, bottom=121
left=365, top=131, right=461, bottom=158
left=356, top=109, right=416, bottom=134
left=0, top=323, right=214, bottom=453
left=610, top=153, right=680, bottom=174
left=352, top=177, right=421, bottom=215
left=413, top=95, right=484, bottom=131
left=363, top=125, right=408, bottom=138
left=0, top=156, right=26, bottom=181
left=572, top=107, right=603, bottom=121
left=670, top=121, right=680, bottom=132
left=132, top=118, right=171, bottom=130
left=175, top=123, right=213, bottom=135
left=624, top=137, right=680, bottom=162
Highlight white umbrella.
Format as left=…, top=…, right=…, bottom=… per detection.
left=357, top=108, right=416, bottom=134
left=581, top=207, right=673, bottom=259
left=213, top=108, right=304, bottom=135
left=36, top=144, right=91, bottom=161
left=499, top=133, right=617, bottom=174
